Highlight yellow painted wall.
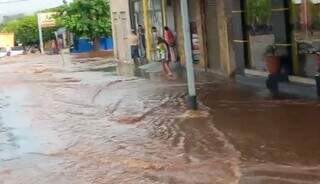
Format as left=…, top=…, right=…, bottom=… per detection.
left=143, top=0, right=152, bottom=60
left=143, top=0, right=167, bottom=61
left=0, top=33, right=14, bottom=48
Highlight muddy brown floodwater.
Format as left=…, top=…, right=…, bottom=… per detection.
left=197, top=82, right=320, bottom=183
left=0, top=54, right=320, bottom=184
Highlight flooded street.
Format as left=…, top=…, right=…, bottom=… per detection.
left=0, top=54, right=320, bottom=184
left=198, top=84, right=320, bottom=183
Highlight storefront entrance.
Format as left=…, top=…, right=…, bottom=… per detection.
left=129, top=0, right=176, bottom=61
left=231, top=0, right=320, bottom=78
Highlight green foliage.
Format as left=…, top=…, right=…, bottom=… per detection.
left=1, top=15, right=56, bottom=46
left=41, top=5, right=66, bottom=13
left=246, top=0, right=272, bottom=27
left=57, top=0, right=112, bottom=39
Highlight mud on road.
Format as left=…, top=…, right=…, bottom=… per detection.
left=0, top=55, right=239, bottom=184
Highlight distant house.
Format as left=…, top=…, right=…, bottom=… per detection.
left=0, top=32, right=15, bottom=48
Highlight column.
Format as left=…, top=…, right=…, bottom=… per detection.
left=143, top=0, right=153, bottom=61
left=180, top=0, right=197, bottom=109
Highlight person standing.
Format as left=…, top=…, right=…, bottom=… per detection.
left=6, top=45, right=11, bottom=56
left=128, top=30, right=140, bottom=64
left=151, top=26, right=159, bottom=60
left=164, top=26, right=176, bottom=62
left=157, top=36, right=173, bottom=78
left=57, top=36, right=64, bottom=51
left=151, top=26, right=158, bottom=45
left=51, top=39, right=59, bottom=55
left=138, top=25, right=146, bottom=58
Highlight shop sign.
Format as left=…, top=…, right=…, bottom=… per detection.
left=38, top=12, right=57, bottom=28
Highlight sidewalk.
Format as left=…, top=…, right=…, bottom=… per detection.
left=236, top=74, right=319, bottom=99
left=139, top=61, right=320, bottom=99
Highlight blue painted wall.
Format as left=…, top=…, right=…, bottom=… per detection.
left=73, top=37, right=113, bottom=53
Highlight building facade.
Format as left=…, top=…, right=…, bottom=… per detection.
left=110, top=0, right=320, bottom=80
left=232, top=0, right=320, bottom=79
left=110, top=0, right=236, bottom=77
left=0, top=32, right=14, bottom=48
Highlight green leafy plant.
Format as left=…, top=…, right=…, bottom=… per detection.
left=56, top=0, right=112, bottom=50
left=246, top=0, right=272, bottom=34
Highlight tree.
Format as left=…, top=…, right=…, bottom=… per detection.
left=57, top=0, right=112, bottom=50
left=1, top=15, right=56, bottom=49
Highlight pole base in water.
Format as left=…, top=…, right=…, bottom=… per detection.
left=187, top=95, right=198, bottom=110
left=316, top=75, right=320, bottom=97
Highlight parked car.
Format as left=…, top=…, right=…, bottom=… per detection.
left=0, top=47, right=7, bottom=58
left=8, top=46, right=24, bottom=56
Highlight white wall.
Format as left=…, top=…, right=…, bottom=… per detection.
left=109, top=0, right=132, bottom=61
left=166, top=2, right=176, bottom=32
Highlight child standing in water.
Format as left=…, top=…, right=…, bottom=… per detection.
left=157, top=37, right=173, bottom=78
left=164, top=26, right=176, bottom=62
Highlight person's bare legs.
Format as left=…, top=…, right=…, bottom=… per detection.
left=162, top=61, right=168, bottom=75
left=164, top=62, right=173, bottom=77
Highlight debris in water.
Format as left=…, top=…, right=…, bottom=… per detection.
left=178, top=110, right=210, bottom=119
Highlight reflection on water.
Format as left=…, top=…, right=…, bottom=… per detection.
left=0, top=90, right=42, bottom=161
left=197, top=83, right=320, bottom=183
left=0, top=88, right=63, bottom=163
left=84, top=61, right=320, bottom=183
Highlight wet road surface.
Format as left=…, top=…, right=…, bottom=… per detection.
left=0, top=54, right=320, bottom=184
left=198, top=84, right=320, bottom=183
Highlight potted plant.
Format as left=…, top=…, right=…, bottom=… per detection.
left=246, top=0, right=275, bottom=70
left=246, top=0, right=272, bottom=35
left=265, top=44, right=281, bottom=74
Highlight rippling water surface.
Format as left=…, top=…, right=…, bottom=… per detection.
left=1, top=55, right=320, bottom=184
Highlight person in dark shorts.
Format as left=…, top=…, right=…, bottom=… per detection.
left=138, top=25, right=146, bottom=57
left=128, top=30, right=140, bottom=63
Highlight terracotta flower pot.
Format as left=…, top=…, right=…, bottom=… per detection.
left=265, top=56, right=281, bottom=74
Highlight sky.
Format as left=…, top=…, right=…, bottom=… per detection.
left=0, top=0, right=72, bottom=16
